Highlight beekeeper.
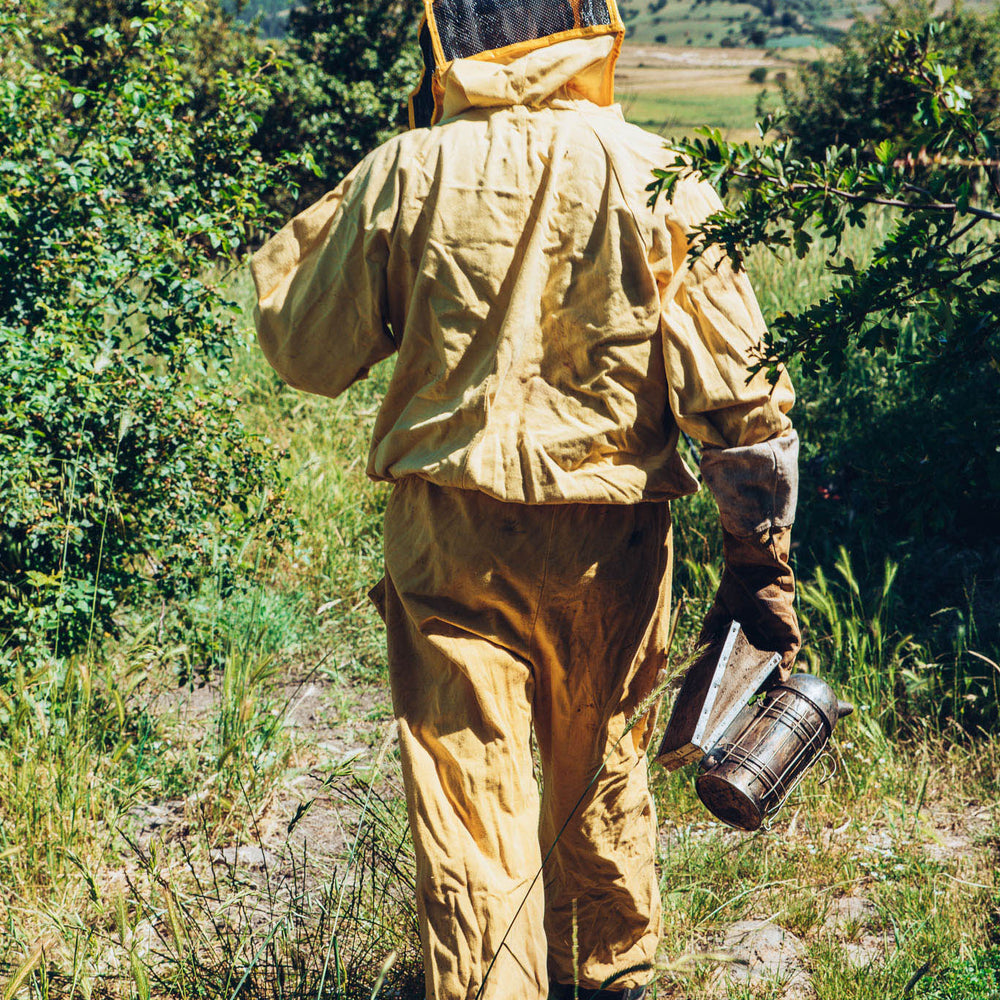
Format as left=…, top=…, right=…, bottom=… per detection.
left=251, top=0, right=800, bottom=996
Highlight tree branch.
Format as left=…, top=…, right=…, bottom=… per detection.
left=721, top=168, right=1000, bottom=223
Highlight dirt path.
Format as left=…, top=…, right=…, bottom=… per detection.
left=135, top=666, right=998, bottom=999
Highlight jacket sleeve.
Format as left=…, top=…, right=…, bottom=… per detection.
left=656, top=175, right=801, bottom=673
left=250, top=161, right=397, bottom=399
left=658, top=175, right=794, bottom=451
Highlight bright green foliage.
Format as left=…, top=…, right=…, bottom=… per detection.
left=652, top=24, right=1000, bottom=374
left=650, top=28, right=1000, bottom=378
left=914, top=948, right=1000, bottom=999
left=33, top=0, right=274, bottom=125
left=650, top=24, right=1000, bottom=557
left=255, top=0, right=420, bottom=208
left=775, top=0, right=1000, bottom=160
left=0, top=0, right=296, bottom=661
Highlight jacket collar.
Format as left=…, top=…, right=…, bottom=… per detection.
left=438, top=34, right=619, bottom=122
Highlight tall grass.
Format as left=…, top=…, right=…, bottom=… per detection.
left=796, top=548, right=922, bottom=739
left=0, top=641, right=152, bottom=914
left=119, top=766, right=421, bottom=1000
left=3, top=227, right=999, bottom=1000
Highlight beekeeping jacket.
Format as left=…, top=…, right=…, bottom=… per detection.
left=252, top=1, right=799, bottom=995
left=251, top=31, right=796, bottom=507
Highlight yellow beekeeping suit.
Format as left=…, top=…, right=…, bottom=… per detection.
left=252, top=6, right=797, bottom=995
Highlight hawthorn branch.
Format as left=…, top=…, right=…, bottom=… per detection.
left=719, top=168, right=1000, bottom=223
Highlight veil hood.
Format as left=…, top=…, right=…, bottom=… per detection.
left=409, top=0, right=624, bottom=127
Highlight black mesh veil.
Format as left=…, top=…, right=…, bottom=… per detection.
left=432, top=0, right=615, bottom=61
left=411, top=20, right=438, bottom=129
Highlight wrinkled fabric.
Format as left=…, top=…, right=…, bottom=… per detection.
left=251, top=34, right=794, bottom=507
left=699, top=526, right=801, bottom=679
left=252, top=27, right=801, bottom=1000
left=701, top=430, right=799, bottom=539
left=383, top=477, right=669, bottom=995
left=699, top=432, right=801, bottom=678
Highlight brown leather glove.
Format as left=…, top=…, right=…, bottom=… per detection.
left=699, top=525, right=801, bottom=682
left=699, top=431, right=801, bottom=683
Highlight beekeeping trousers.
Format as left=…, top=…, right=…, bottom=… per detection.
left=380, top=476, right=670, bottom=997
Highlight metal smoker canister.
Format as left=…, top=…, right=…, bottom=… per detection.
left=695, top=673, right=854, bottom=831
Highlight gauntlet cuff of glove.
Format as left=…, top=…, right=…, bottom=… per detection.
left=699, top=432, right=801, bottom=681
left=700, top=526, right=801, bottom=681
left=701, top=430, right=799, bottom=539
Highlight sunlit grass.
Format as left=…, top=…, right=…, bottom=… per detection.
left=2, top=180, right=998, bottom=1000
left=622, top=86, right=765, bottom=138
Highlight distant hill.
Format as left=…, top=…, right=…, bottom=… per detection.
left=227, top=0, right=290, bottom=37
left=620, top=0, right=851, bottom=49
left=230, top=0, right=864, bottom=47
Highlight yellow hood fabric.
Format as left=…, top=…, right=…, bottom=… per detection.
left=438, top=34, right=619, bottom=120
left=413, top=0, right=624, bottom=125
left=252, top=35, right=794, bottom=506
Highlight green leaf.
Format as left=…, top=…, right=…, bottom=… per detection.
left=874, top=140, right=895, bottom=165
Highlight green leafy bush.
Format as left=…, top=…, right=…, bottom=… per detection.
left=653, top=24, right=1000, bottom=544
left=32, top=0, right=274, bottom=126
left=776, top=0, right=1000, bottom=158
left=0, top=0, right=295, bottom=661
left=653, top=20, right=1000, bottom=700
left=255, top=0, right=420, bottom=208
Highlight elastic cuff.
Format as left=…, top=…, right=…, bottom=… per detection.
left=700, top=430, right=799, bottom=538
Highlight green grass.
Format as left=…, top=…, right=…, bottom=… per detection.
left=622, top=86, right=765, bottom=135
left=649, top=730, right=1000, bottom=998
left=912, top=949, right=1000, bottom=1000
left=2, top=214, right=999, bottom=1000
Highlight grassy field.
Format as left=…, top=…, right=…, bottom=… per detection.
left=3, top=51, right=1000, bottom=1000
left=2, top=222, right=999, bottom=999
left=616, top=43, right=804, bottom=140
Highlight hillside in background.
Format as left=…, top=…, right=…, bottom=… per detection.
left=619, top=0, right=854, bottom=48
left=230, top=0, right=867, bottom=46
left=231, top=0, right=1000, bottom=48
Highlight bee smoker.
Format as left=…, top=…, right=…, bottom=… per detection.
left=695, top=673, right=854, bottom=831
left=657, top=622, right=853, bottom=831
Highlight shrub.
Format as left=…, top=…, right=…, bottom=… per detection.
left=0, top=0, right=296, bottom=662
left=653, top=22, right=1000, bottom=697
left=777, top=0, right=1000, bottom=158
left=255, top=0, right=420, bottom=209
